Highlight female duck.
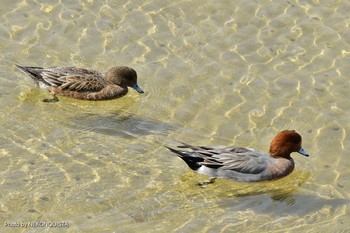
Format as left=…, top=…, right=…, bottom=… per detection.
left=16, top=65, right=144, bottom=102
left=166, top=130, right=309, bottom=182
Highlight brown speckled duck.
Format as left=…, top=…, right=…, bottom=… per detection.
left=16, top=65, right=144, bottom=102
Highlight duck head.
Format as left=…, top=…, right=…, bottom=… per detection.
left=269, top=130, right=309, bottom=158
left=106, top=66, right=144, bottom=94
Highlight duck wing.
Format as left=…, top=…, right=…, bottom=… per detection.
left=178, top=143, right=268, bottom=174
left=17, top=65, right=106, bottom=92
left=41, top=71, right=106, bottom=92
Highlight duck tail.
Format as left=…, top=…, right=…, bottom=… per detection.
left=165, top=146, right=203, bottom=171
left=15, top=65, right=43, bottom=86
left=15, top=64, right=37, bottom=74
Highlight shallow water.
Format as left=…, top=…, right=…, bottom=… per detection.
left=0, top=0, right=350, bottom=232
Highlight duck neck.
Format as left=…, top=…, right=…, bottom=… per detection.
left=104, top=71, right=123, bottom=86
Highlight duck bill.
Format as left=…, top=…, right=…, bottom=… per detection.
left=132, top=84, right=144, bottom=94
left=298, top=147, right=309, bottom=157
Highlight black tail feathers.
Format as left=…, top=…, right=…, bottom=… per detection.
left=165, top=146, right=203, bottom=171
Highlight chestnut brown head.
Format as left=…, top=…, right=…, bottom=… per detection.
left=269, top=130, right=309, bottom=158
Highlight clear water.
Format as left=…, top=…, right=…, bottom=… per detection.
left=0, top=0, right=349, bottom=232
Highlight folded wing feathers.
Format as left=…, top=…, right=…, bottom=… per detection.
left=41, top=72, right=62, bottom=86
left=40, top=71, right=106, bottom=92
left=178, top=144, right=267, bottom=174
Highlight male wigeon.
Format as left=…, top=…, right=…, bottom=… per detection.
left=16, top=65, right=144, bottom=102
left=165, top=130, right=309, bottom=183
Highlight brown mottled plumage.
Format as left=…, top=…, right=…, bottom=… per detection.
left=16, top=65, right=144, bottom=102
